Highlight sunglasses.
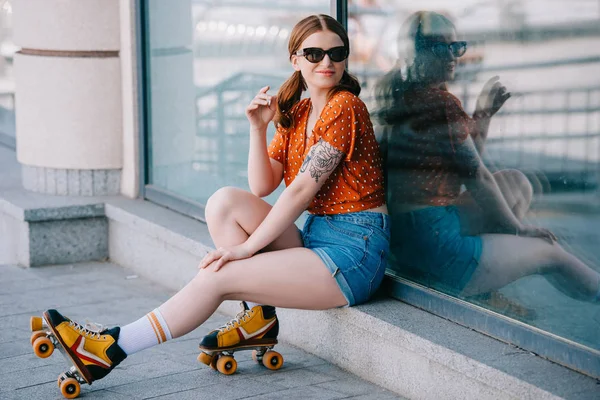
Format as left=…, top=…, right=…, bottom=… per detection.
left=295, top=46, right=349, bottom=63
left=430, top=41, right=467, bottom=58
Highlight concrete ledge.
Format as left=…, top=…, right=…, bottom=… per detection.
left=103, top=196, right=600, bottom=400
left=0, top=187, right=110, bottom=267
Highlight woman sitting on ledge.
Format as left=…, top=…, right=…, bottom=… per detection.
left=376, top=11, right=600, bottom=306
left=34, top=14, right=390, bottom=390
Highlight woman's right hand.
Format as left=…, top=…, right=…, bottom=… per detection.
left=474, top=76, right=511, bottom=119
left=517, top=225, right=557, bottom=244
left=246, top=86, right=277, bottom=132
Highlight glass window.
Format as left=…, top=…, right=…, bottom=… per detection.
left=144, top=0, right=331, bottom=206
left=0, top=0, right=16, bottom=147
left=349, top=0, right=600, bottom=353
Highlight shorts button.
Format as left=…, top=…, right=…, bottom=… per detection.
left=363, top=235, right=368, bottom=240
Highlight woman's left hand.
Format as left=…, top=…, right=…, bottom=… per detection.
left=517, top=225, right=558, bottom=244
left=198, top=243, right=254, bottom=271
left=474, top=76, right=511, bottom=119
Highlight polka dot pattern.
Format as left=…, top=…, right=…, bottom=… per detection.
left=387, top=87, right=477, bottom=207
left=268, top=91, right=385, bottom=215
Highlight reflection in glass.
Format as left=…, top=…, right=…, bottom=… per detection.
left=145, top=0, right=329, bottom=205
left=355, top=3, right=600, bottom=351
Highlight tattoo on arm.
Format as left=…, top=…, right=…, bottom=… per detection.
left=300, top=139, right=344, bottom=183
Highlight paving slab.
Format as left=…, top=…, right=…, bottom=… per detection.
left=0, top=262, right=405, bottom=400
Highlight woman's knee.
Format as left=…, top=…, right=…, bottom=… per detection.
left=494, top=169, right=533, bottom=210
left=205, top=187, right=248, bottom=222
left=537, top=242, right=570, bottom=274
left=495, top=169, right=532, bottom=195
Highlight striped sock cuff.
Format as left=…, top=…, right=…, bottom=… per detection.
left=146, top=308, right=173, bottom=343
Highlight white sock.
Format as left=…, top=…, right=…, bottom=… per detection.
left=117, top=308, right=172, bottom=356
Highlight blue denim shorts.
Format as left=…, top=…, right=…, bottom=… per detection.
left=391, top=205, right=482, bottom=293
left=302, top=211, right=391, bottom=307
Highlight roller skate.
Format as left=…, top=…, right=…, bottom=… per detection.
left=197, top=301, right=283, bottom=375
left=29, top=310, right=126, bottom=399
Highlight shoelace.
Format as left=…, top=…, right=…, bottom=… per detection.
left=219, top=309, right=252, bottom=332
left=69, top=320, right=106, bottom=339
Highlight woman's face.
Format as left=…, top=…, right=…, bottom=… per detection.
left=418, top=28, right=458, bottom=84
left=292, top=30, right=346, bottom=93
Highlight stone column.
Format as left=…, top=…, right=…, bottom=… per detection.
left=13, top=0, right=123, bottom=196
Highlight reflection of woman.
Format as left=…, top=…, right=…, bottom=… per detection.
left=37, top=15, right=389, bottom=388
left=376, top=11, right=600, bottom=302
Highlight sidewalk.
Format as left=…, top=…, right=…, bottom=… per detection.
left=0, top=262, right=405, bottom=400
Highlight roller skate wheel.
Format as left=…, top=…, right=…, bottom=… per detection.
left=30, top=331, right=47, bottom=346
left=251, top=350, right=263, bottom=363
left=59, top=377, right=81, bottom=399
left=210, top=354, right=219, bottom=371
left=216, top=355, right=237, bottom=375
left=30, top=316, right=43, bottom=332
left=262, top=350, right=283, bottom=370
left=57, top=372, right=67, bottom=388
left=33, top=336, right=54, bottom=358
left=197, top=352, right=214, bottom=366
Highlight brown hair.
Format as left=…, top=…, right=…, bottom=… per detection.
left=275, top=14, right=361, bottom=129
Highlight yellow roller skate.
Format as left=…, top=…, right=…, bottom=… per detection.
left=29, top=309, right=126, bottom=399
left=197, top=302, right=283, bottom=375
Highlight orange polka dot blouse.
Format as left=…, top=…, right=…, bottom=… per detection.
left=386, top=87, right=479, bottom=207
left=268, top=91, right=385, bottom=215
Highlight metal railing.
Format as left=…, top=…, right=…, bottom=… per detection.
left=191, top=56, right=600, bottom=191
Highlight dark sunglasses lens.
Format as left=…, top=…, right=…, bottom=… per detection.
left=305, top=49, right=325, bottom=63
left=431, top=43, right=448, bottom=57
left=451, top=42, right=467, bottom=57
left=329, top=47, right=348, bottom=62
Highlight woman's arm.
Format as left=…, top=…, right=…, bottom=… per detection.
left=472, top=76, right=511, bottom=154
left=455, top=136, right=524, bottom=234
left=247, top=127, right=283, bottom=197
left=471, top=112, right=491, bottom=154
left=245, top=139, right=343, bottom=253
left=198, top=139, right=345, bottom=271
left=245, top=86, right=283, bottom=197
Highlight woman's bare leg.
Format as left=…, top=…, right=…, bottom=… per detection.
left=462, top=234, right=600, bottom=301
left=159, top=248, right=347, bottom=337
left=205, top=186, right=303, bottom=251
left=456, top=170, right=600, bottom=300
left=458, top=169, right=533, bottom=235
left=155, top=186, right=345, bottom=338
left=493, top=169, right=534, bottom=220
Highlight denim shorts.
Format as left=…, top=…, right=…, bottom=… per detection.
left=302, top=211, right=391, bottom=307
left=390, top=205, right=482, bottom=293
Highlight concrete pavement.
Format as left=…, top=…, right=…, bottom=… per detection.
left=0, top=261, right=405, bottom=400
